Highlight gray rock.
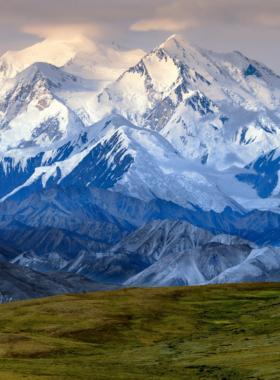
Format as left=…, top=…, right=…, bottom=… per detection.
left=208, top=246, right=280, bottom=284
left=109, top=219, right=215, bottom=260
left=0, top=261, right=122, bottom=304
left=62, top=251, right=154, bottom=284
left=0, top=239, right=22, bottom=262
left=124, top=242, right=253, bottom=287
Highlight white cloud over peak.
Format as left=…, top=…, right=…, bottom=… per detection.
left=21, top=24, right=101, bottom=39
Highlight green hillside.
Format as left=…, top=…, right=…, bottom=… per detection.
left=0, top=283, right=280, bottom=379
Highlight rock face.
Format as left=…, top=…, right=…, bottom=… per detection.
left=11, top=251, right=71, bottom=272
left=57, top=219, right=259, bottom=285
left=0, top=226, right=93, bottom=259
left=61, top=251, right=155, bottom=284
left=110, top=219, right=215, bottom=260
left=2, top=193, right=280, bottom=290
left=208, top=247, right=280, bottom=284
left=123, top=243, right=252, bottom=287
left=124, top=237, right=280, bottom=288
left=120, top=224, right=256, bottom=287
left=0, top=239, right=22, bottom=262
left=236, top=148, right=280, bottom=199
left=0, top=261, right=122, bottom=304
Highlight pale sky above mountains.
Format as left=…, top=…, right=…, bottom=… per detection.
left=1, top=0, right=280, bottom=74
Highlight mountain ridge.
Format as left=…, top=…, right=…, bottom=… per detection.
left=1, top=34, right=280, bottom=292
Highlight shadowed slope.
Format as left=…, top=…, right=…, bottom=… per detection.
left=0, top=262, right=122, bottom=303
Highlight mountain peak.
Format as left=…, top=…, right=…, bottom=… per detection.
left=164, top=34, right=196, bottom=47
left=166, top=33, right=184, bottom=40
left=159, top=34, right=199, bottom=57
left=166, top=34, right=190, bottom=42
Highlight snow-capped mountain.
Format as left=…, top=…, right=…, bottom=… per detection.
left=0, top=35, right=145, bottom=82
left=2, top=34, right=280, bottom=214
left=0, top=35, right=146, bottom=148
left=2, top=33, right=280, bottom=292
left=91, top=34, right=280, bottom=170
left=0, top=62, right=86, bottom=152
left=1, top=114, right=244, bottom=212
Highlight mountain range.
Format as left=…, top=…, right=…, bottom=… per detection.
left=1, top=33, right=280, bottom=301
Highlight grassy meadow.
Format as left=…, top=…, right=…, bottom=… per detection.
left=0, top=283, right=279, bottom=379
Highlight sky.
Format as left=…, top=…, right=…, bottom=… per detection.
left=1, top=0, right=280, bottom=74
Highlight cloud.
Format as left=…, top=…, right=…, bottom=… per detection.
left=130, top=0, right=280, bottom=32
left=21, top=24, right=101, bottom=39
left=3, top=0, right=280, bottom=39
left=254, top=13, right=280, bottom=27
left=130, top=18, right=199, bottom=32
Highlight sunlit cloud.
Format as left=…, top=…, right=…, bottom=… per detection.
left=21, top=24, right=101, bottom=40
left=130, top=0, right=280, bottom=32
left=130, top=18, right=199, bottom=32
left=254, top=13, right=280, bottom=27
